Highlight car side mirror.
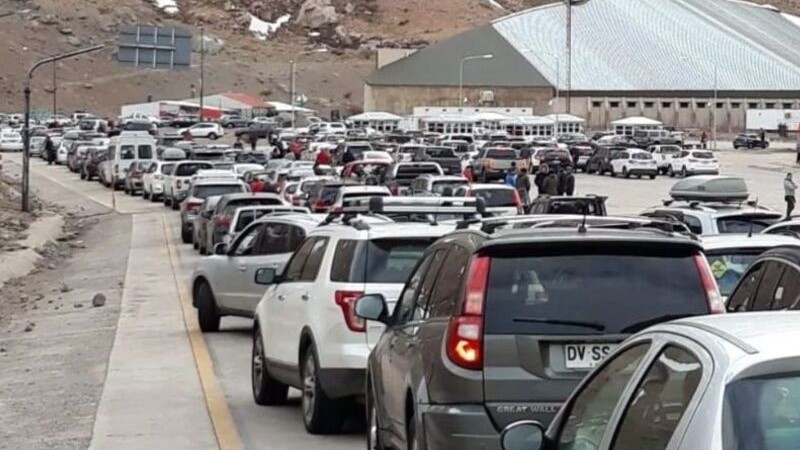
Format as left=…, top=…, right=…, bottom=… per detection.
left=254, top=267, right=277, bottom=285
left=501, top=421, right=545, bottom=450
left=201, top=210, right=212, bottom=219
left=354, top=294, right=389, bottom=324
left=213, top=243, right=229, bottom=256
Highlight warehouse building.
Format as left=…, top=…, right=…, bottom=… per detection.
left=364, top=0, right=800, bottom=132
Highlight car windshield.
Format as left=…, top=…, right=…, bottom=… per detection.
left=425, top=148, right=456, bottom=158
left=661, top=146, right=681, bottom=153
left=176, top=163, right=212, bottom=176
left=717, top=216, right=782, bottom=234
left=483, top=245, right=708, bottom=335
left=331, top=239, right=434, bottom=283
left=692, top=151, right=714, bottom=159
left=193, top=184, right=244, bottom=199
left=474, top=189, right=517, bottom=207
left=724, top=373, right=800, bottom=450
left=431, top=180, right=468, bottom=195
left=487, top=149, right=517, bottom=159
left=705, top=249, right=764, bottom=297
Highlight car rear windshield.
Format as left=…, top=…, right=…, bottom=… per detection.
left=632, top=152, right=653, bottom=160
left=330, top=239, right=434, bottom=283
left=475, top=189, right=517, bottom=207
left=432, top=180, right=468, bottom=195
left=426, top=148, right=457, bottom=158
left=176, top=163, right=213, bottom=176
left=724, top=373, right=800, bottom=450
left=717, top=216, right=782, bottom=234
left=395, top=165, right=441, bottom=179
left=487, top=149, right=518, bottom=159
left=483, top=245, right=708, bottom=335
left=691, top=151, right=714, bottom=159
left=222, top=199, right=283, bottom=216
left=194, top=184, right=244, bottom=199
left=661, top=146, right=681, bottom=153
left=161, top=164, right=176, bottom=175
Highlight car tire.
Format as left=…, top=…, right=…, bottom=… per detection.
left=301, top=346, right=346, bottom=434
left=668, top=166, right=675, bottom=178
left=649, top=174, right=656, bottom=180
left=252, top=325, right=289, bottom=406
left=681, top=167, right=688, bottom=178
left=367, top=379, right=386, bottom=450
left=610, top=167, right=617, bottom=178
left=748, top=143, right=754, bottom=149
left=196, top=282, right=220, bottom=333
left=181, top=226, right=192, bottom=244
left=151, top=192, right=160, bottom=203
left=208, top=133, right=218, bottom=140
left=623, top=167, right=630, bottom=178
left=193, top=240, right=199, bottom=250
left=172, top=201, right=180, bottom=211
left=733, top=145, right=739, bottom=150
left=80, top=171, right=86, bottom=180
left=164, top=195, right=171, bottom=207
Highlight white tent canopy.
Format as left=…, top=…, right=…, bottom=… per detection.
left=348, top=111, right=403, bottom=121
left=267, top=101, right=316, bottom=114
left=611, top=116, right=663, bottom=126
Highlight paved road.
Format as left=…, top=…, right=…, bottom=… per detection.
left=3, top=148, right=799, bottom=449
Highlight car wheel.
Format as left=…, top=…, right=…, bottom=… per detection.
left=181, top=226, right=192, bottom=244
left=681, top=167, right=688, bottom=178
left=733, top=145, right=739, bottom=150
left=610, top=167, right=617, bottom=178
left=164, top=195, right=171, bottom=207
left=252, top=325, right=289, bottom=406
left=668, top=166, right=675, bottom=178
left=151, top=192, right=160, bottom=203
left=407, top=409, right=419, bottom=450
left=80, top=171, right=86, bottom=180
left=748, top=143, right=754, bottom=149
left=208, top=133, right=218, bottom=140
left=367, top=380, right=386, bottom=450
left=172, top=201, right=180, bottom=211
left=301, top=346, right=346, bottom=434
left=196, top=282, right=220, bottom=332
left=649, top=174, right=656, bottom=180
left=193, top=240, right=199, bottom=250
left=623, top=167, right=630, bottom=178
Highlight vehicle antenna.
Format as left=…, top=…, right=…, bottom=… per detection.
left=747, top=198, right=758, bottom=238
left=578, top=212, right=588, bottom=234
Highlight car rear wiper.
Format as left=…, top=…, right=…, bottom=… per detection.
left=512, top=317, right=606, bottom=332
left=620, top=314, right=695, bottom=334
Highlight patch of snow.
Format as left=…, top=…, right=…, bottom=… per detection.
left=249, top=14, right=291, bottom=41
left=152, top=0, right=179, bottom=15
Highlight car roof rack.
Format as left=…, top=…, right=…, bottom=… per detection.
left=460, top=214, right=695, bottom=237
left=324, top=196, right=487, bottom=228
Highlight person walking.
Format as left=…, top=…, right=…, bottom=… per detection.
left=785, top=173, right=797, bottom=219
left=760, top=128, right=767, bottom=144
left=700, top=131, right=708, bottom=150
left=44, top=135, right=56, bottom=165
left=341, top=147, right=356, bottom=165
left=534, top=164, right=549, bottom=196
left=462, top=165, right=474, bottom=183
left=505, top=162, right=518, bottom=187
left=543, top=169, right=560, bottom=196
left=563, top=166, right=576, bottom=196
left=515, top=167, right=532, bottom=212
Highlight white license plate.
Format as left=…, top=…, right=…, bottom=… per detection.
left=564, top=344, right=617, bottom=369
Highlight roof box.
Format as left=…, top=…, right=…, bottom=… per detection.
left=669, top=176, right=749, bottom=202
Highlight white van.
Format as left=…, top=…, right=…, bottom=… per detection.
left=100, top=131, right=156, bottom=190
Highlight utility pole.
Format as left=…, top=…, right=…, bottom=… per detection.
left=565, top=0, right=573, bottom=114
left=52, top=60, right=57, bottom=118
left=199, top=28, right=205, bottom=122
left=290, top=59, right=296, bottom=129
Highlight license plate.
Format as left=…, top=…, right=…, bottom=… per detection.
left=564, top=344, right=617, bottom=369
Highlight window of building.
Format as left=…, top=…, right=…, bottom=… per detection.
left=609, top=101, right=620, bottom=108
left=731, top=102, right=741, bottom=108
left=765, top=103, right=776, bottom=109
left=592, top=101, right=603, bottom=108
left=662, top=102, right=673, bottom=108
left=697, top=102, right=707, bottom=109
left=748, top=102, right=760, bottom=109
left=716, top=102, right=725, bottom=109
left=626, top=101, right=638, bottom=108
left=783, top=103, right=794, bottom=109
left=679, top=102, right=690, bottom=109
left=644, top=102, right=655, bottom=108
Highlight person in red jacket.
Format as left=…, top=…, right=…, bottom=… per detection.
left=250, top=176, right=266, bottom=193
left=315, top=148, right=332, bottom=166
left=463, top=165, right=474, bottom=183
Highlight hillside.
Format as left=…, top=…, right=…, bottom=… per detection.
left=0, top=0, right=797, bottom=118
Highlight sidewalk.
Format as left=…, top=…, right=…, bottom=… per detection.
left=89, top=213, right=217, bottom=450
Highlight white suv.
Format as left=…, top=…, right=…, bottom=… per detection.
left=178, top=122, right=224, bottom=140
left=668, top=149, right=719, bottom=178
left=163, top=160, right=215, bottom=209
left=609, top=149, right=658, bottom=179
left=251, top=198, right=482, bottom=434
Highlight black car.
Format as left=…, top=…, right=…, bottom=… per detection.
left=409, top=146, right=461, bottom=175
left=356, top=226, right=718, bottom=450
left=585, top=146, right=625, bottom=175
left=220, top=115, right=249, bottom=128
left=733, top=133, right=769, bottom=149
left=170, top=115, right=200, bottom=128
left=727, top=246, right=800, bottom=312
left=529, top=195, right=608, bottom=216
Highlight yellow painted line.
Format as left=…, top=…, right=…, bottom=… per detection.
left=162, top=215, right=245, bottom=450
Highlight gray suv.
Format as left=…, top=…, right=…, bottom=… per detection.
left=356, top=226, right=721, bottom=450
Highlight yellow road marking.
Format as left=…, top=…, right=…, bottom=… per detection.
left=162, top=215, right=245, bottom=450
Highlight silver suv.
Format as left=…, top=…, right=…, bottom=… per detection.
left=357, top=225, right=722, bottom=450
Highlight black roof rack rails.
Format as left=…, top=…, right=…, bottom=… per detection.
left=322, top=196, right=487, bottom=229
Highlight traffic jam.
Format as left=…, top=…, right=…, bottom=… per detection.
left=15, top=111, right=800, bottom=450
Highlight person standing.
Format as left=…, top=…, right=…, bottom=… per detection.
left=505, top=162, right=518, bottom=187
left=515, top=167, right=532, bottom=212
left=563, top=166, right=576, bottom=196
left=462, top=165, right=474, bottom=183
left=785, top=173, right=797, bottom=219
left=44, top=135, right=56, bottom=165
left=534, top=164, right=549, bottom=196
left=700, top=131, right=708, bottom=150
left=760, top=128, right=767, bottom=144
left=543, top=169, right=560, bottom=196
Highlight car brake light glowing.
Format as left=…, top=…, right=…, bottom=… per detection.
left=446, top=256, right=490, bottom=370
left=335, top=290, right=366, bottom=332
left=694, top=254, right=725, bottom=314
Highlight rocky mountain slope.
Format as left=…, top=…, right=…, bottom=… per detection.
left=0, top=0, right=797, bottom=117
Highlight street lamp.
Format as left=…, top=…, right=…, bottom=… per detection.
left=681, top=56, right=718, bottom=150
left=458, top=54, right=493, bottom=106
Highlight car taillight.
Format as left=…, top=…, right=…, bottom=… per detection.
left=694, top=254, right=725, bottom=314
left=217, top=214, right=231, bottom=231
left=446, top=256, right=490, bottom=370
left=314, top=200, right=329, bottom=212
left=185, top=201, right=202, bottom=213
left=335, top=290, right=366, bottom=332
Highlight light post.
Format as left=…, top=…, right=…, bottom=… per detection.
left=22, top=45, right=105, bottom=212
left=458, top=54, right=493, bottom=107
left=290, top=59, right=296, bottom=129
left=681, top=56, right=718, bottom=150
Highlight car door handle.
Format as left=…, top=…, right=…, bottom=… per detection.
left=238, top=265, right=247, bottom=272
left=301, top=293, right=310, bottom=301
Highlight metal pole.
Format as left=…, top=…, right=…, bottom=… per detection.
left=459, top=58, right=465, bottom=107
left=566, top=0, right=573, bottom=114
left=52, top=60, right=57, bottom=118
left=555, top=56, right=561, bottom=136
left=199, top=28, right=205, bottom=122
left=21, top=44, right=104, bottom=212
left=712, top=64, right=718, bottom=150
left=290, top=59, right=296, bottom=129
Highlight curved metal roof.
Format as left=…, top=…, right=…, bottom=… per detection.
left=493, top=0, right=800, bottom=91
